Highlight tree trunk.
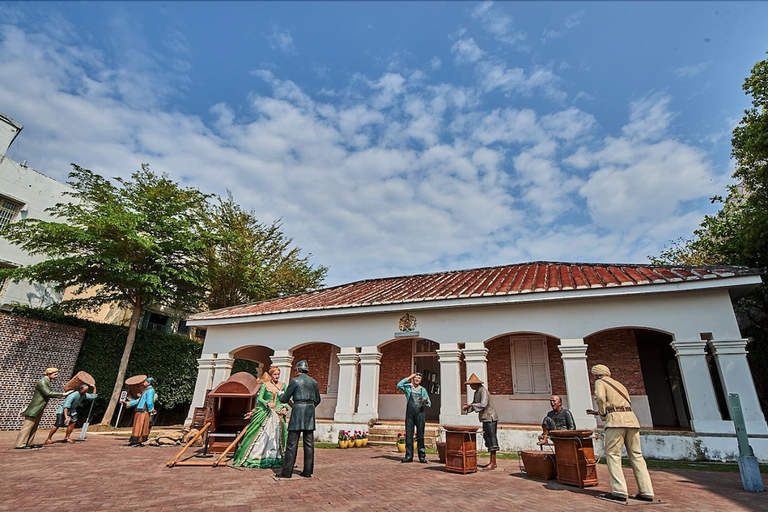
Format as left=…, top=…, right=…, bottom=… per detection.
left=99, top=300, right=143, bottom=426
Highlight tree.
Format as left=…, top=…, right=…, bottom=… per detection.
left=204, top=192, right=327, bottom=309
left=653, top=51, right=768, bottom=413
left=653, top=50, right=768, bottom=280
left=0, top=164, right=211, bottom=425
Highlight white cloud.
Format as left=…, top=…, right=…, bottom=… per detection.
left=622, top=93, right=676, bottom=142
left=471, top=1, right=525, bottom=46
left=542, top=12, right=582, bottom=41
left=0, top=12, right=729, bottom=287
left=477, top=62, right=565, bottom=100
left=578, top=137, right=721, bottom=233
left=674, top=62, right=708, bottom=78
left=451, top=38, right=484, bottom=65
left=268, top=26, right=295, bottom=53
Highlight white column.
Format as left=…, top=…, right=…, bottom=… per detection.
left=671, top=340, right=734, bottom=433
left=185, top=353, right=216, bottom=424
left=211, top=354, right=235, bottom=388
left=270, top=350, right=294, bottom=386
left=559, top=339, right=597, bottom=430
left=437, top=343, right=472, bottom=425
left=463, top=342, right=488, bottom=399
left=709, top=339, right=768, bottom=435
left=333, top=347, right=359, bottom=423
left=355, top=346, right=382, bottom=424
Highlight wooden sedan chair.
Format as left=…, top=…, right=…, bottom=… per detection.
left=167, top=372, right=261, bottom=467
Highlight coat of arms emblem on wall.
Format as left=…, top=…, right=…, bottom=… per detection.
left=398, top=313, right=417, bottom=332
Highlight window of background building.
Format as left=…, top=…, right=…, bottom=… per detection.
left=510, top=335, right=552, bottom=394
left=0, top=197, right=22, bottom=227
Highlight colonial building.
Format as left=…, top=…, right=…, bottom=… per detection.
left=186, top=262, right=768, bottom=461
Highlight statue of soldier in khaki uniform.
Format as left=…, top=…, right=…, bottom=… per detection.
left=587, top=364, right=655, bottom=503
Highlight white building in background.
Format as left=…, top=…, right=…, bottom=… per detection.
left=0, top=112, right=199, bottom=337
left=0, top=111, right=75, bottom=308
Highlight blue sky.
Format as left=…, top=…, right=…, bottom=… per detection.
left=1, top=1, right=767, bottom=286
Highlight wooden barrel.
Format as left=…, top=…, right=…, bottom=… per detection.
left=519, top=450, right=557, bottom=480
left=64, top=371, right=96, bottom=392
left=125, top=374, right=147, bottom=399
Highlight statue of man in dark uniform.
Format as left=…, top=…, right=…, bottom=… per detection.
left=276, top=359, right=321, bottom=478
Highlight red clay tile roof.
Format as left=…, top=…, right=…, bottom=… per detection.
left=189, top=262, right=761, bottom=322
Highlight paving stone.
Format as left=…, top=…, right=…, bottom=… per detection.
left=0, top=431, right=766, bottom=511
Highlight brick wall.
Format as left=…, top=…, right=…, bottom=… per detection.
left=485, top=335, right=566, bottom=395
left=291, top=342, right=333, bottom=393
left=0, top=313, right=86, bottom=430
left=486, top=337, right=513, bottom=394
left=547, top=337, right=567, bottom=396
left=585, top=329, right=646, bottom=394
left=379, top=338, right=412, bottom=394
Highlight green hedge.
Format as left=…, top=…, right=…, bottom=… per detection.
left=12, top=306, right=202, bottom=424
left=231, top=358, right=261, bottom=379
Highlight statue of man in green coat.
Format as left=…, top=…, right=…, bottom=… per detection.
left=15, top=368, right=71, bottom=449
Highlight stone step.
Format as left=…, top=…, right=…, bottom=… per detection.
left=367, top=423, right=440, bottom=448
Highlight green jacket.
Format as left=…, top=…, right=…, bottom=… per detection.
left=279, top=372, right=321, bottom=431
left=21, top=376, right=64, bottom=418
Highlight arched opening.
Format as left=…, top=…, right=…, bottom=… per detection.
left=231, top=345, right=274, bottom=378
left=635, top=329, right=691, bottom=429
left=585, top=328, right=690, bottom=430
left=291, top=341, right=341, bottom=420
left=484, top=332, right=562, bottom=425
left=378, top=337, right=441, bottom=422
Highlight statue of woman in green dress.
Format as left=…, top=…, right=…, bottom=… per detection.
left=233, top=366, right=289, bottom=468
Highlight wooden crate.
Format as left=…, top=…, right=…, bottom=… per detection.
left=443, top=425, right=479, bottom=474
left=550, top=430, right=598, bottom=488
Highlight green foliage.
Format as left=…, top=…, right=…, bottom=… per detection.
left=231, top=358, right=261, bottom=379
left=0, top=163, right=213, bottom=424
left=12, top=305, right=202, bottom=422
left=733, top=53, right=768, bottom=193
left=652, top=51, right=768, bottom=288
left=653, top=50, right=768, bottom=415
left=204, top=192, right=327, bottom=310
left=0, top=164, right=328, bottom=423
left=0, top=164, right=212, bottom=313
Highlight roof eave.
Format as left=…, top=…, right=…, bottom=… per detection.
left=186, top=274, right=762, bottom=328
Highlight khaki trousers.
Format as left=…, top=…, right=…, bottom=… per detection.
left=15, top=415, right=42, bottom=448
left=604, top=427, right=654, bottom=498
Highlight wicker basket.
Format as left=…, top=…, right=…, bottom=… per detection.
left=125, top=374, right=147, bottom=399
left=519, top=450, right=557, bottom=480
left=64, top=371, right=96, bottom=392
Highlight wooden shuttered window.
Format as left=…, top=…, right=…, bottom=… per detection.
left=510, top=336, right=552, bottom=394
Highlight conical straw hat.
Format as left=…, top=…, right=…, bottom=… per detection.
left=464, top=373, right=484, bottom=385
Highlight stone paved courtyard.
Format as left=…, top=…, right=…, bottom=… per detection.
left=1, top=430, right=767, bottom=512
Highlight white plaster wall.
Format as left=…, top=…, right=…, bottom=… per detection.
left=454, top=428, right=768, bottom=464
left=0, top=155, right=75, bottom=307
left=378, top=395, right=406, bottom=421
left=311, top=423, right=768, bottom=463
left=196, top=288, right=743, bottom=356
left=316, top=395, right=337, bottom=419
left=638, top=433, right=768, bottom=462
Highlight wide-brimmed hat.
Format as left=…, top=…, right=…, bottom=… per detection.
left=591, top=364, right=611, bottom=376
left=465, top=373, right=484, bottom=385
left=296, top=360, right=309, bottom=371
left=45, top=367, right=59, bottom=375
